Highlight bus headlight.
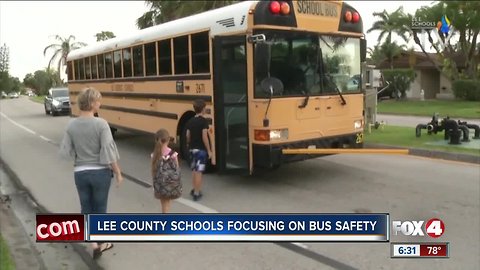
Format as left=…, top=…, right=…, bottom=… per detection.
left=254, top=129, right=289, bottom=141
left=354, top=120, right=363, bottom=130
left=270, top=129, right=288, bottom=141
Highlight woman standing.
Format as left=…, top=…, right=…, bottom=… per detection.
left=60, top=87, right=123, bottom=259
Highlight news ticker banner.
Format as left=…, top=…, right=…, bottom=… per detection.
left=36, top=213, right=389, bottom=242
left=391, top=243, right=449, bottom=258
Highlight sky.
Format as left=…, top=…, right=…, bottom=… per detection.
left=0, top=1, right=434, bottom=81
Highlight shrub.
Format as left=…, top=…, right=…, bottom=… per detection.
left=381, top=69, right=416, bottom=99
left=452, top=80, right=480, bottom=101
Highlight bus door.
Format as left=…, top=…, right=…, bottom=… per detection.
left=213, top=36, right=249, bottom=173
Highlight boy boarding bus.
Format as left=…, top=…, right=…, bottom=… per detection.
left=66, top=0, right=366, bottom=175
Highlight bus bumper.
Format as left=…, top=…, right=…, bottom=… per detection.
left=253, top=132, right=363, bottom=169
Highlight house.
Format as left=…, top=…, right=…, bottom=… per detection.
left=374, top=51, right=457, bottom=100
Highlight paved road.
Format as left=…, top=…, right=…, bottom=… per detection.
left=377, top=114, right=480, bottom=128
left=1, top=96, right=479, bottom=270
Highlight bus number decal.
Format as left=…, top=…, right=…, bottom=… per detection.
left=196, top=83, right=205, bottom=93
left=356, top=133, right=363, bottom=144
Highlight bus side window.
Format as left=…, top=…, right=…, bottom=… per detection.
left=113, top=50, right=122, bottom=78
left=79, top=58, right=85, bottom=80
left=98, top=54, right=106, bottom=79
left=191, top=32, right=210, bottom=74
left=145, top=42, right=157, bottom=76
left=174, top=36, right=189, bottom=75
left=91, top=56, right=98, bottom=80
left=132, top=45, right=144, bottom=77
left=75, top=60, right=81, bottom=81
left=158, top=40, right=172, bottom=75
left=85, top=57, right=91, bottom=80
left=67, top=61, right=74, bottom=81
left=123, top=48, right=132, bottom=78
left=105, top=52, right=113, bottom=78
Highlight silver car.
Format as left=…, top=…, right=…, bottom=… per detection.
left=44, top=87, right=71, bottom=116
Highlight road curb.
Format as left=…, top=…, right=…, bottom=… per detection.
left=0, top=157, right=103, bottom=270
left=365, top=143, right=480, bottom=164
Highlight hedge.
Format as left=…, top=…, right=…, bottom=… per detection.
left=452, top=80, right=480, bottom=101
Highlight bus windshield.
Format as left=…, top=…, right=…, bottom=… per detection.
left=254, top=31, right=361, bottom=98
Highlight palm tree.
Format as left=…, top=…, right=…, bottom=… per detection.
left=380, top=41, right=406, bottom=69
left=367, top=7, right=409, bottom=44
left=367, top=45, right=386, bottom=66
left=43, top=35, right=86, bottom=80
left=136, top=0, right=238, bottom=29
left=95, top=31, right=116, bottom=42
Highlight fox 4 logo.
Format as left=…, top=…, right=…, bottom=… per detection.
left=392, top=218, right=445, bottom=238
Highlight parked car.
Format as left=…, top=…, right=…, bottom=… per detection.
left=8, top=92, right=19, bottom=98
left=44, top=87, right=70, bottom=116
left=1, top=91, right=7, bottom=98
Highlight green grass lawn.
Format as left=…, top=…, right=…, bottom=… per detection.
left=0, top=235, right=15, bottom=270
left=377, top=99, right=480, bottom=119
left=365, top=125, right=480, bottom=156
left=30, top=95, right=45, bottom=104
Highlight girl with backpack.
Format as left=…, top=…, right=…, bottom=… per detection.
left=151, top=129, right=182, bottom=213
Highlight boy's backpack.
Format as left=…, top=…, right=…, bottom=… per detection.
left=153, top=150, right=182, bottom=199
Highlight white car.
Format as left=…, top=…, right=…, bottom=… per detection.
left=8, top=92, right=19, bottom=98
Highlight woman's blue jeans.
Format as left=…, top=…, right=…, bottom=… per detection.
left=74, top=168, right=112, bottom=214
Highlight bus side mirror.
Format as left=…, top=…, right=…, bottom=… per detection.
left=360, top=39, right=366, bottom=62
left=261, top=77, right=284, bottom=96
left=255, top=43, right=271, bottom=77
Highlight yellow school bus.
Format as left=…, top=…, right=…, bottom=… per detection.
left=66, top=0, right=366, bottom=174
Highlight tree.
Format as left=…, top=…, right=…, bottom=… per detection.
left=380, top=41, right=406, bottom=69
left=43, top=35, right=87, bottom=81
left=95, top=31, right=116, bottom=42
left=382, top=69, right=416, bottom=99
left=0, top=71, right=13, bottom=93
left=23, top=73, right=37, bottom=93
left=10, top=77, right=23, bottom=94
left=401, top=1, right=480, bottom=80
left=136, top=0, right=238, bottom=29
left=368, top=45, right=386, bottom=66
left=367, top=7, right=409, bottom=44
left=23, top=69, right=63, bottom=95
left=0, top=43, right=9, bottom=73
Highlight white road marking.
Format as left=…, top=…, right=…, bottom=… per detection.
left=39, top=135, right=52, bottom=143
left=1, top=112, right=37, bottom=135
left=291, top=242, right=309, bottom=249
left=176, top=198, right=219, bottom=213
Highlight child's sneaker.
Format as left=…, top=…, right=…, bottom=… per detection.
left=190, top=189, right=203, bottom=201
left=193, top=193, right=203, bottom=201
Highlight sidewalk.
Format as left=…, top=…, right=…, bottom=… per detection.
left=376, top=114, right=480, bottom=128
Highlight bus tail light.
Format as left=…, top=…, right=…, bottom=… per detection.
left=269, top=1, right=281, bottom=14
left=344, top=10, right=360, bottom=24
left=352, top=12, right=360, bottom=23
left=344, top=11, right=352, bottom=22
left=280, top=2, right=290, bottom=15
